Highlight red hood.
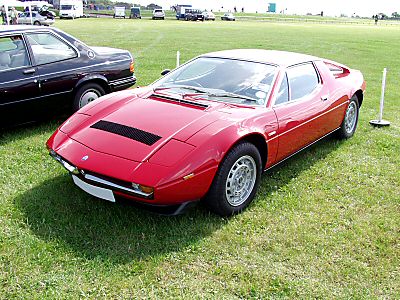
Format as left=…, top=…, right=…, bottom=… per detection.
left=66, top=93, right=229, bottom=162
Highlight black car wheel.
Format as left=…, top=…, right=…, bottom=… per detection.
left=34, top=21, right=40, bottom=25
left=336, top=95, right=359, bottom=139
left=73, top=83, right=105, bottom=111
left=204, top=142, right=262, bottom=216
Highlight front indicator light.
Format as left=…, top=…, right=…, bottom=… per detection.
left=132, top=183, right=154, bottom=195
left=139, top=185, right=154, bottom=194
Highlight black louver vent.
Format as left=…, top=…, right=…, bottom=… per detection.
left=90, top=120, right=162, bottom=146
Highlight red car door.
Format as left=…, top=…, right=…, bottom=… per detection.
left=272, top=62, right=333, bottom=162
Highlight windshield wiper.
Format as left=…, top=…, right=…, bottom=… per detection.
left=153, top=85, right=212, bottom=95
left=154, top=86, right=257, bottom=103
left=207, top=91, right=257, bottom=102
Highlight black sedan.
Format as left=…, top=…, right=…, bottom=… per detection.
left=0, top=26, right=136, bottom=127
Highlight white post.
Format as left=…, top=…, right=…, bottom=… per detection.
left=370, top=67, right=390, bottom=127
left=378, top=68, right=387, bottom=122
left=176, top=51, right=180, bottom=68
left=29, top=5, right=33, bottom=25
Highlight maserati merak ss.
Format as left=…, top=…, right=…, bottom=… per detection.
left=47, top=49, right=365, bottom=216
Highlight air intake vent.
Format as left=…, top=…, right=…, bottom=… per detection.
left=91, top=120, right=162, bottom=146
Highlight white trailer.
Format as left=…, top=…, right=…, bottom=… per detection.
left=59, top=0, right=83, bottom=19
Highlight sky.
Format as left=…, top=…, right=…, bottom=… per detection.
left=121, top=0, right=399, bottom=17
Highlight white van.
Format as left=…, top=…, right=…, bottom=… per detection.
left=113, top=6, right=126, bottom=18
left=59, top=0, right=84, bottom=19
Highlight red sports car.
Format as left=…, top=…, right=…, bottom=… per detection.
left=47, top=49, right=365, bottom=216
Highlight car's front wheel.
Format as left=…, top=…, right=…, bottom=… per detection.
left=204, top=142, right=262, bottom=216
left=34, top=21, right=40, bottom=25
left=73, top=83, right=105, bottom=111
left=336, top=95, right=359, bottom=139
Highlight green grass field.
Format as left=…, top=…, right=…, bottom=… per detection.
left=0, top=19, right=399, bottom=298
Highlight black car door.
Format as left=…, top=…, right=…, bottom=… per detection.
left=0, top=34, right=40, bottom=126
left=24, top=31, right=80, bottom=110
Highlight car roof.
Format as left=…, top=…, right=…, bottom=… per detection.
left=201, top=49, right=320, bottom=67
left=0, top=25, right=55, bottom=34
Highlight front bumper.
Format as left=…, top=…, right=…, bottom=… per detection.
left=49, top=149, right=153, bottom=200
left=47, top=130, right=217, bottom=206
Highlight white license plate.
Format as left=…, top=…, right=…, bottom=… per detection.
left=72, top=175, right=115, bottom=202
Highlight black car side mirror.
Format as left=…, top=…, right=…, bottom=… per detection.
left=161, top=69, right=170, bottom=76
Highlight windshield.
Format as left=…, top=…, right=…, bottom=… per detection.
left=153, top=57, right=277, bottom=106
left=61, top=5, right=73, bottom=10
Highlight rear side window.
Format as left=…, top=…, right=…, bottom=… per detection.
left=0, top=35, right=30, bottom=71
left=287, top=63, right=319, bottom=101
left=26, top=33, right=77, bottom=65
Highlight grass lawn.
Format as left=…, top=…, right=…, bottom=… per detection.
left=0, top=19, right=399, bottom=298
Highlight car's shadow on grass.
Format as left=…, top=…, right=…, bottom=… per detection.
left=14, top=174, right=226, bottom=264
left=14, top=134, right=343, bottom=264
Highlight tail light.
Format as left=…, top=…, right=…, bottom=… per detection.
left=129, top=61, right=135, bottom=73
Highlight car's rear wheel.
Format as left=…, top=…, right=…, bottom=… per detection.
left=336, top=95, right=359, bottom=139
left=204, top=142, right=262, bottom=216
left=73, top=83, right=105, bottom=111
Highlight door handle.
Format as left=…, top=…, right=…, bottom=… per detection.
left=321, top=95, right=329, bottom=101
left=23, top=68, right=36, bottom=75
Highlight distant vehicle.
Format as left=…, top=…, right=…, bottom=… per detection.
left=185, top=9, right=204, bottom=21
left=17, top=11, right=55, bottom=26
left=129, top=7, right=141, bottom=19
left=175, top=5, right=192, bottom=19
left=59, top=0, right=84, bottom=19
left=113, top=6, right=125, bottom=18
left=0, top=26, right=136, bottom=127
left=152, top=9, right=165, bottom=20
left=221, top=13, right=235, bottom=21
left=202, top=11, right=215, bottom=21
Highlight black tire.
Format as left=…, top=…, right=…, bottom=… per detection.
left=203, top=142, right=262, bottom=216
left=335, top=94, right=359, bottom=139
left=34, top=21, right=40, bottom=25
left=73, top=83, right=105, bottom=112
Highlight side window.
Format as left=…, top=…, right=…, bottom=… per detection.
left=274, top=73, right=289, bottom=105
left=0, top=35, right=30, bottom=71
left=287, top=63, right=319, bottom=101
left=26, top=33, right=77, bottom=65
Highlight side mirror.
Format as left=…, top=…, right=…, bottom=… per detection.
left=161, top=69, right=170, bottom=76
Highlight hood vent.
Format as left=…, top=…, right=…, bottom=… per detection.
left=90, top=120, right=162, bottom=146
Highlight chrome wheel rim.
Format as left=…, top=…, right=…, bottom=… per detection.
left=79, top=89, right=100, bottom=108
left=226, top=155, right=257, bottom=207
left=345, top=101, right=357, bottom=134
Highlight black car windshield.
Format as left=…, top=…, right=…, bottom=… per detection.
left=154, top=57, right=277, bottom=106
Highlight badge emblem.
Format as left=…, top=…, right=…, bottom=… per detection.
left=81, top=155, right=89, bottom=161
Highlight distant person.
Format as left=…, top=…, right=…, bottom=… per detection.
left=374, top=14, right=379, bottom=25
left=10, top=7, right=18, bottom=25
left=1, top=5, right=7, bottom=24
left=241, top=7, right=244, bottom=13
left=234, top=6, right=237, bottom=13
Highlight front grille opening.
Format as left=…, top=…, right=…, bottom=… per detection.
left=91, top=120, right=162, bottom=146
